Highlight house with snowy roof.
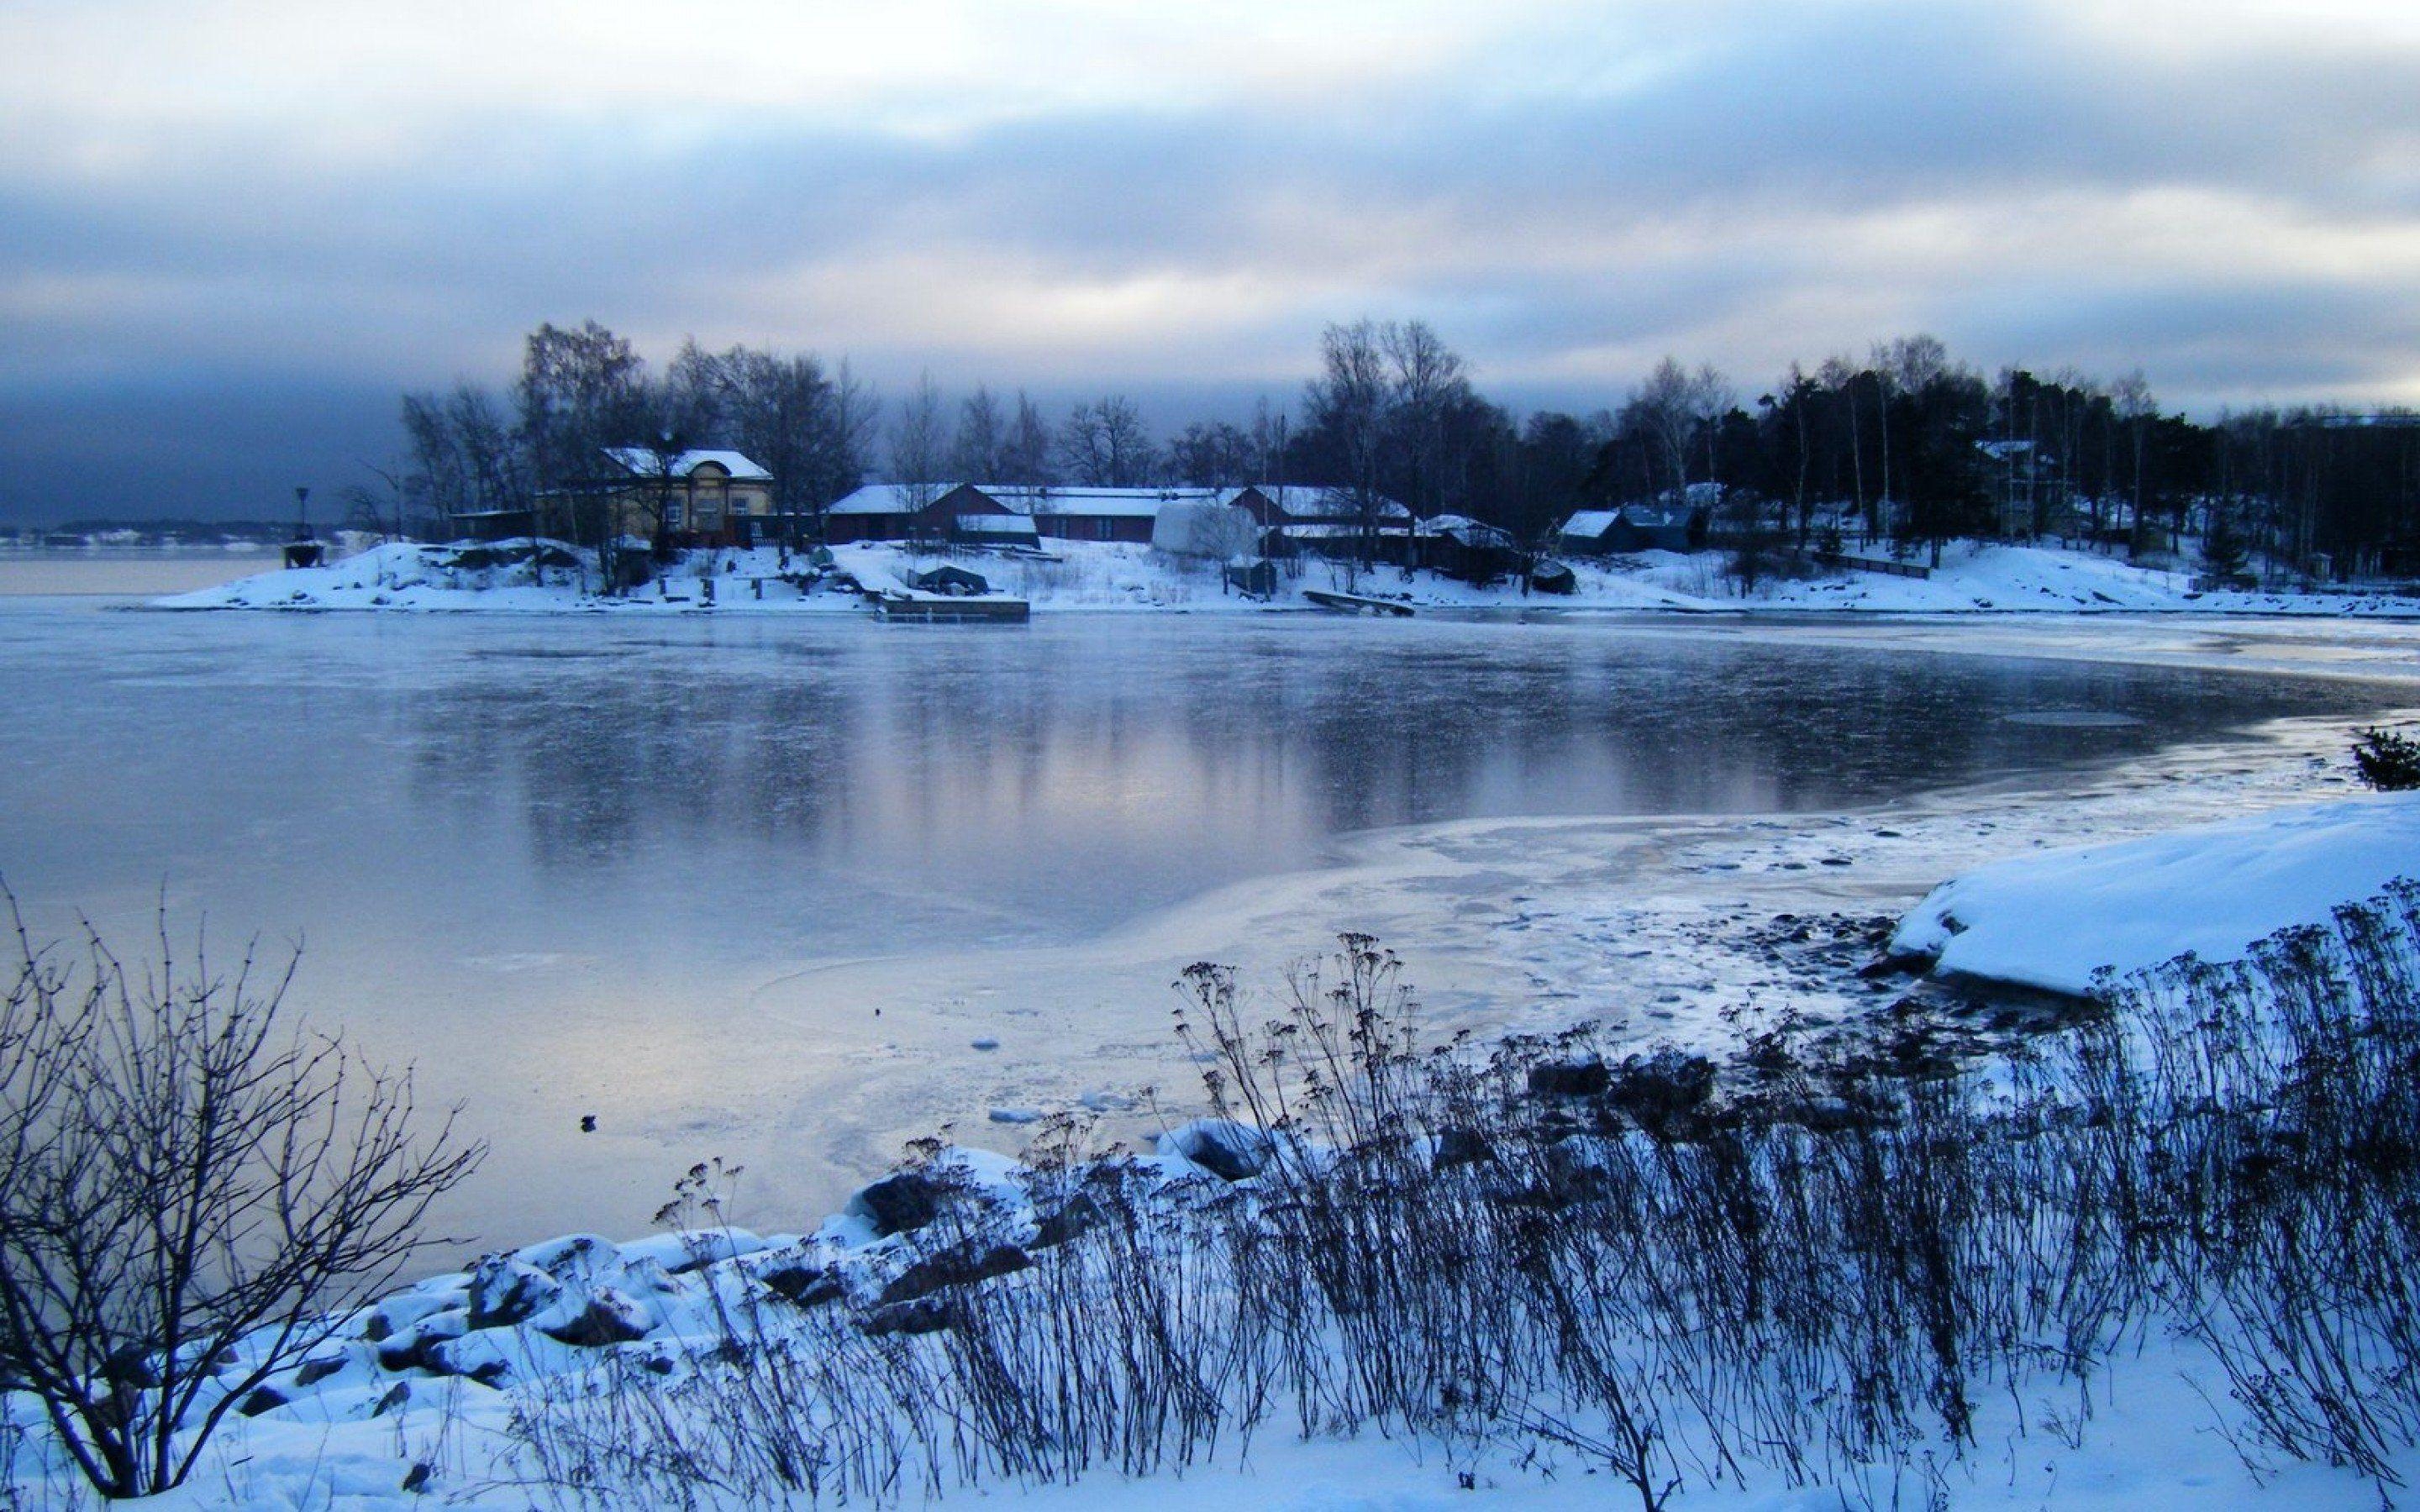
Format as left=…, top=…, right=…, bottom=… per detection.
left=1560, top=503, right=1700, bottom=556
left=598, top=448, right=776, bottom=547
left=984, top=486, right=1224, bottom=543
left=823, top=484, right=1036, bottom=547
left=1223, top=485, right=1413, bottom=558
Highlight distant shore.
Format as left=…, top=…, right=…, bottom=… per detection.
left=147, top=537, right=2420, bottom=619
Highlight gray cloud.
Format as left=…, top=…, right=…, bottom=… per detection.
left=3, top=0, right=2417, bottom=519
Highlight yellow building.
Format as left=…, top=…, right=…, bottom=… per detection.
left=601, top=449, right=776, bottom=546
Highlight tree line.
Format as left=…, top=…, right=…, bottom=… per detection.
left=372, top=318, right=2419, bottom=580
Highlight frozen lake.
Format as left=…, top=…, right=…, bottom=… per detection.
left=3, top=593, right=2417, bottom=1253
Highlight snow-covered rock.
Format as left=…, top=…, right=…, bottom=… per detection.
left=1891, top=793, right=2420, bottom=995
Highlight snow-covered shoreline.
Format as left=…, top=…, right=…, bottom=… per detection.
left=150, top=537, right=2420, bottom=617
left=29, top=741, right=2415, bottom=1509
left=1890, top=791, right=2420, bottom=995
left=39, top=553, right=2419, bottom=1509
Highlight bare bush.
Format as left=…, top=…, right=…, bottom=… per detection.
left=507, top=890, right=2420, bottom=1508
left=0, top=894, right=482, bottom=1498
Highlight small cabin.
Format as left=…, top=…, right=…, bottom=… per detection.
left=1560, top=504, right=1700, bottom=556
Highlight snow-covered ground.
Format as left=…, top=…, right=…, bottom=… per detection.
left=1891, top=791, right=2420, bottom=995
left=152, top=537, right=2420, bottom=617
left=29, top=550, right=2416, bottom=1507
left=15, top=707, right=2417, bottom=1509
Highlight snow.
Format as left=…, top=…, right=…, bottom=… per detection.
left=990, top=485, right=1205, bottom=517
left=599, top=447, right=771, bottom=480
left=151, top=536, right=2420, bottom=619
left=44, top=557, right=2420, bottom=1507
left=1890, top=791, right=2420, bottom=995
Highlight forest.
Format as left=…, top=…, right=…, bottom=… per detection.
left=381, top=318, right=2420, bottom=581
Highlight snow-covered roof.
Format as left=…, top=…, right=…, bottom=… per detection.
left=1431, top=521, right=1515, bottom=549
left=980, top=486, right=1225, bottom=518
left=1294, top=491, right=1409, bottom=521
left=1619, top=504, right=1696, bottom=528
left=1562, top=510, right=1620, bottom=537
left=602, top=448, right=772, bottom=482
left=1275, top=522, right=1412, bottom=539
left=829, top=484, right=950, bottom=515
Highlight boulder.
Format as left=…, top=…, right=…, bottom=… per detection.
left=1604, top=1051, right=1717, bottom=1135
left=1162, top=1119, right=1272, bottom=1181
left=1525, top=1059, right=1610, bottom=1098
left=376, top=1310, right=468, bottom=1374
left=1431, top=1126, right=1492, bottom=1170
left=543, top=1291, right=654, bottom=1349
left=760, top=1263, right=847, bottom=1308
left=467, top=1257, right=562, bottom=1330
left=848, top=1171, right=952, bottom=1237
left=861, top=1298, right=950, bottom=1338
left=878, top=1243, right=1031, bottom=1307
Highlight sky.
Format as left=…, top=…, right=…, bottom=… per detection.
left=3, top=0, right=2417, bottom=522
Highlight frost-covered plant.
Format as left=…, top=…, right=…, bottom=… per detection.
left=2351, top=725, right=2420, bottom=790
left=0, top=892, right=481, bottom=1499
left=507, top=896, right=2420, bottom=1509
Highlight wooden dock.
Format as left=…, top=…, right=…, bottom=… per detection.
left=1814, top=552, right=1931, bottom=580
left=1303, top=589, right=1415, bottom=617
left=869, top=592, right=1030, bottom=623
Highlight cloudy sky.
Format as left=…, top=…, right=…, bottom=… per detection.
left=3, top=0, right=2417, bottom=521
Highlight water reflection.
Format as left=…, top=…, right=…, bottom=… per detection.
left=343, top=616, right=2385, bottom=939
left=3, top=601, right=2411, bottom=1250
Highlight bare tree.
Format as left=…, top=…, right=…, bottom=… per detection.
left=517, top=320, right=645, bottom=549
left=1306, top=320, right=1392, bottom=570
left=890, top=371, right=949, bottom=512
left=1056, top=397, right=1153, bottom=486
left=1383, top=320, right=1468, bottom=523
left=1623, top=357, right=1697, bottom=502
left=2112, top=368, right=2156, bottom=549
left=401, top=384, right=523, bottom=541
left=999, top=391, right=1055, bottom=486
left=0, top=895, right=482, bottom=1499
left=660, top=339, right=729, bottom=445
left=1250, top=396, right=1291, bottom=488
left=1691, top=362, right=1734, bottom=500
left=1168, top=420, right=1256, bottom=488
left=1096, top=396, right=1155, bottom=486
left=952, top=386, right=1007, bottom=482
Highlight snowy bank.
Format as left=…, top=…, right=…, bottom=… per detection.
left=150, top=537, right=2420, bottom=617
left=1890, top=792, right=2420, bottom=995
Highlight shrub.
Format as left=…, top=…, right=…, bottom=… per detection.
left=510, top=896, right=2420, bottom=1509
left=2352, top=726, right=2420, bottom=790
left=0, top=894, right=482, bottom=1498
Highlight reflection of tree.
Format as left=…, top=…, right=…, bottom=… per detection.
left=400, top=626, right=2296, bottom=921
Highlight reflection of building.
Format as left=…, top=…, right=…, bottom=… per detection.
left=599, top=449, right=775, bottom=547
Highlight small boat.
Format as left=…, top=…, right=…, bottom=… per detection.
left=1303, top=589, right=1413, bottom=617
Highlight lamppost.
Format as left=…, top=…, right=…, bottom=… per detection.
left=284, top=486, right=324, bottom=568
